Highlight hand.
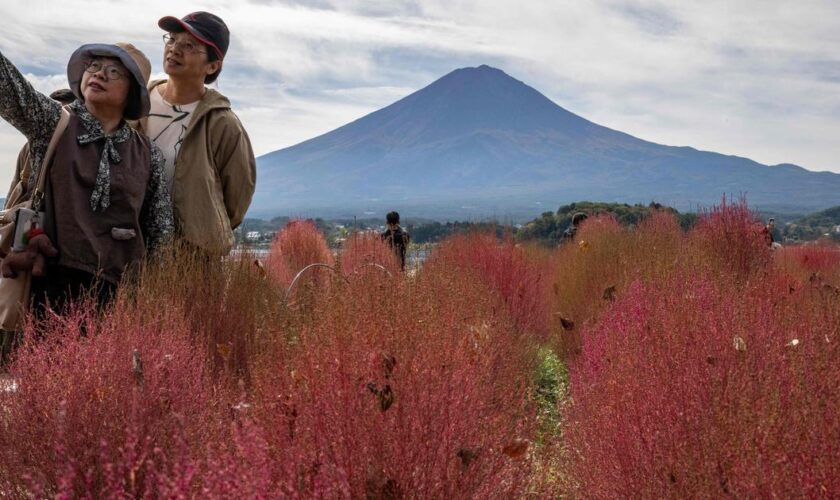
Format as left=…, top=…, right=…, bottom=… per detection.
left=1, top=233, right=58, bottom=278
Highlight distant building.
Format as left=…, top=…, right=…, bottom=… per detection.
left=246, top=231, right=261, bottom=241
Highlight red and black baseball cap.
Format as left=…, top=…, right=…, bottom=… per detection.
left=158, top=11, right=229, bottom=60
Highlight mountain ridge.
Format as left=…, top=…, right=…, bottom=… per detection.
left=251, top=65, right=840, bottom=220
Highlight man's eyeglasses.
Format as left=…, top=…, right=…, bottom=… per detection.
left=84, top=61, right=128, bottom=80
left=162, top=34, right=207, bottom=55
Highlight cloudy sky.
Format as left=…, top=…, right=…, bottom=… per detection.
left=0, top=0, right=838, bottom=189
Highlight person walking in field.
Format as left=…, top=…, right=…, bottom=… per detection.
left=561, top=212, right=588, bottom=243
left=381, top=211, right=410, bottom=271
left=135, top=11, right=256, bottom=257
left=761, top=217, right=776, bottom=247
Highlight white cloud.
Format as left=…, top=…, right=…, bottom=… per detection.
left=0, top=0, right=839, bottom=193
left=228, top=85, right=415, bottom=156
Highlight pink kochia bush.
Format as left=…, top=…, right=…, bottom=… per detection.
left=564, top=270, right=840, bottom=497
left=340, top=231, right=402, bottom=275
left=427, top=232, right=551, bottom=338
left=250, top=267, right=538, bottom=497
left=7, top=195, right=836, bottom=496
left=0, top=299, right=226, bottom=496
left=264, top=219, right=334, bottom=286
left=0, top=245, right=540, bottom=497
left=775, top=242, right=840, bottom=277
left=689, top=196, right=771, bottom=277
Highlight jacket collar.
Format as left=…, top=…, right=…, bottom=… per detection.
left=144, top=79, right=231, bottom=135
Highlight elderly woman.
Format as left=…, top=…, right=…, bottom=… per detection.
left=0, top=43, right=173, bottom=312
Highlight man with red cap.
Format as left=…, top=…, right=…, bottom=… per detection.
left=136, top=11, right=256, bottom=256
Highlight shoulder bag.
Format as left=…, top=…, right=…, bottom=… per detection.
left=0, top=107, right=70, bottom=331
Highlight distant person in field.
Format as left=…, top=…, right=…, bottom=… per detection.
left=761, top=217, right=781, bottom=249
left=761, top=218, right=775, bottom=246
left=381, top=211, right=410, bottom=271
left=134, top=11, right=256, bottom=257
left=561, top=212, right=588, bottom=243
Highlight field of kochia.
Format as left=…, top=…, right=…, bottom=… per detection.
left=1, top=198, right=838, bottom=498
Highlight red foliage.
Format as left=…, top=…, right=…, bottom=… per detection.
left=249, top=267, right=537, bottom=497
left=0, top=246, right=539, bottom=497
left=635, top=209, right=684, bottom=241
left=0, top=299, right=225, bottom=496
left=546, top=210, right=689, bottom=358
left=574, top=213, right=624, bottom=242
left=265, top=219, right=334, bottom=286
left=564, top=270, right=840, bottom=497
left=776, top=243, right=840, bottom=275
left=5, top=195, right=836, bottom=496
left=689, top=196, right=771, bottom=277
left=427, top=232, right=551, bottom=339
left=339, top=231, right=402, bottom=276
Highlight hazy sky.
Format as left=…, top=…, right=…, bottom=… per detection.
left=0, top=0, right=838, bottom=189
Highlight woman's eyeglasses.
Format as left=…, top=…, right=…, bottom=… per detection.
left=84, top=61, right=128, bottom=80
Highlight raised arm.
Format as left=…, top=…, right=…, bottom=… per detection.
left=0, top=49, right=62, bottom=147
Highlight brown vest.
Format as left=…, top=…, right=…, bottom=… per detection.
left=43, top=112, right=151, bottom=284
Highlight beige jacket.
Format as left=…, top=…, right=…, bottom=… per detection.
left=136, top=80, right=256, bottom=255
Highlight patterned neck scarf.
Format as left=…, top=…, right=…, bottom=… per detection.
left=71, top=101, right=132, bottom=211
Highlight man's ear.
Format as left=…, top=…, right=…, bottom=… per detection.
left=206, top=60, right=223, bottom=77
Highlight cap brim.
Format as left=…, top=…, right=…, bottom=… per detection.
left=158, top=15, right=224, bottom=60
left=158, top=16, right=187, bottom=33
left=67, top=43, right=151, bottom=120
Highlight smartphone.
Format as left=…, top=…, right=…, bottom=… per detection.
left=12, top=207, right=41, bottom=252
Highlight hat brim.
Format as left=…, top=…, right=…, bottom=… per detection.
left=67, top=43, right=150, bottom=120
left=158, top=16, right=224, bottom=60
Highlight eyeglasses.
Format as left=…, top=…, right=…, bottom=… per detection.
left=84, top=61, right=128, bottom=80
left=162, top=34, right=207, bottom=55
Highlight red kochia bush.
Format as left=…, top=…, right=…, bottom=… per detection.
left=0, top=299, right=225, bottom=496
left=547, top=213, right=635, bottom=354
left=689, top=196, right=771, bottom=277
left=0, top=229, right=542, bottom=496
left=265, top=219, right=334, bottom=286
left=564, top=271, right=840, bottom=497
left=426, top=232, right=550, bottom=338
left=775, top=242, right=840, bottom=276
left=340, top=231, right=402, bottom=276
left=250, top=265, right=538, bottom=498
